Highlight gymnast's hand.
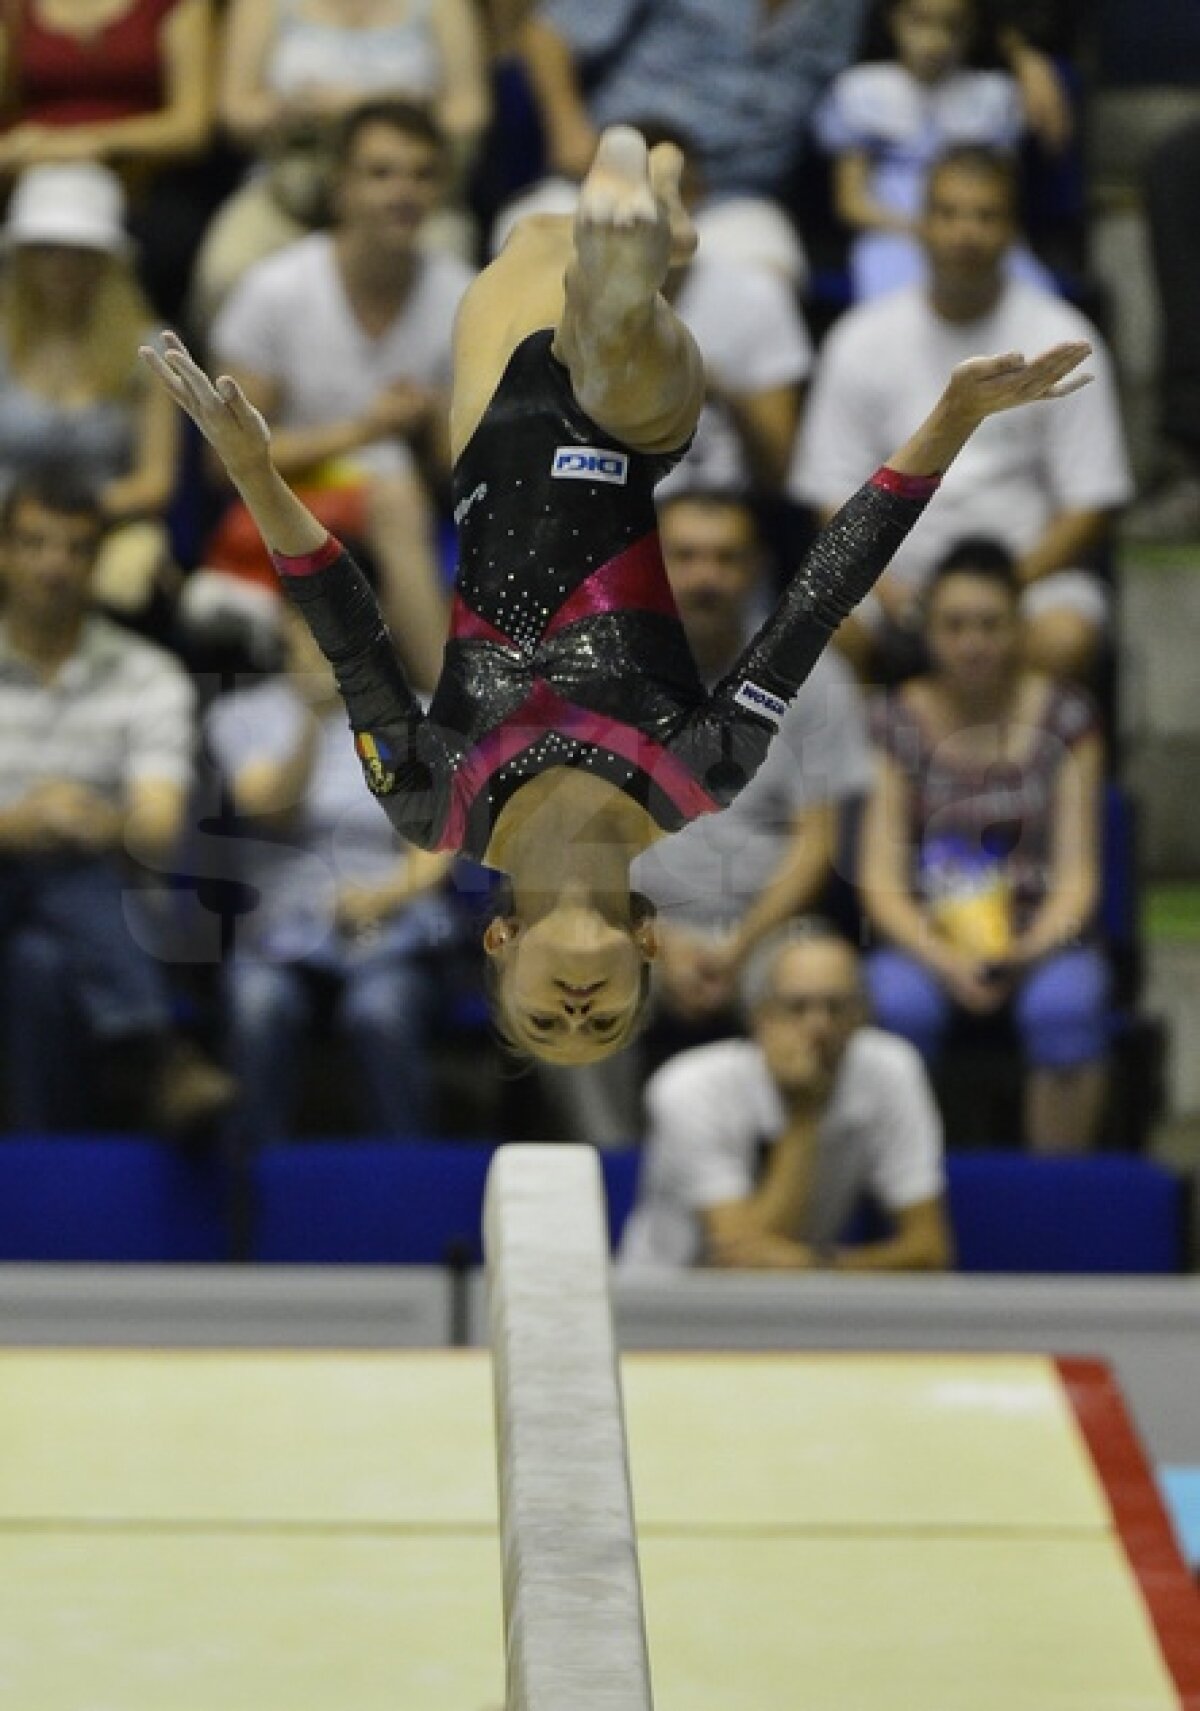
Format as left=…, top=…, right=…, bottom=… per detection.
left=890, top=342, right=1094, bottom=481
left=139, top=331, right=273, bottom=483
left=942, top=341, right=1092, bottom=427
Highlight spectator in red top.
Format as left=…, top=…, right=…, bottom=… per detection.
left=0, top=0, right=217, bottom=318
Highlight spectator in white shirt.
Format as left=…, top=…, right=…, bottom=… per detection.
left=619, top=919, right=951, bottom=1272
left=207, top=99, right=476, bottom=692
left=791, top=144, right=1133, bottom=683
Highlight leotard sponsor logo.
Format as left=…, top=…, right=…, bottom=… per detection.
left=734, top=680, right=787, bottom=726
left=551, top=446, right=630, bottom=484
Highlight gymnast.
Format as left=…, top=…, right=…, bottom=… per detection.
left=142, top=125, right=1091, bottom=1066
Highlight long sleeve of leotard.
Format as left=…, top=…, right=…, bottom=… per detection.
left=273, top=536, right=450, bottom=849
left=667, top=468, right=937, bottom=807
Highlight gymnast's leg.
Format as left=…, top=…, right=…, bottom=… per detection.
left=449, top=126, right=704, bottom=463
left=554, top=126, right=703, bottom=450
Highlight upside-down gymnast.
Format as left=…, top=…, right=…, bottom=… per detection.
left=142, top=126, right=1091, bottom=1066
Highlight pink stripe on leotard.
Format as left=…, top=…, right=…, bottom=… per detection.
left=449, top=531, right=681, bottom=649
left=543, top=531, right=681, bottom=637
left=435, top=678, right=719, bottom=852
left=448, top=592, right=515, bottom=647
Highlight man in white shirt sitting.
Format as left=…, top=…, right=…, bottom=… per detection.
left=619, top=919, right=951, bottom=1272
left=209, top=100, right=476, bottom=692
left=791, top=144, right=1133, bottom=683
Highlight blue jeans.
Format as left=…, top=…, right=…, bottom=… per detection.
left=224, top=941, right=443, bottom=1144
left=0, top=856, right=171, bottom=1041
left=2, top=927, right=90, bottom=1128
left=0, top=857, right=173, bottom=1127
left=866, top=946, right=1111, bottom=1069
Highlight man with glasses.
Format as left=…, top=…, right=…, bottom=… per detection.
left=619, top=919, right=951, bottom=1271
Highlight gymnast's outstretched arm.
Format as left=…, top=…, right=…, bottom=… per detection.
left=140, top=334, right=444, bottom=842
left=670, top=343, right=1095, bottom=800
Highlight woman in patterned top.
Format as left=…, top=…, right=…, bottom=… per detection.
left=861, top=535, right=1108, bottom=1149
left=142, top=125, right=1091, bottom=1064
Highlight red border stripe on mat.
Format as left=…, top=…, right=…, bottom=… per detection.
left=1056, top=1358, right=1200, bottom=1709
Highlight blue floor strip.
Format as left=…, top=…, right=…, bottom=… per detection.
left=1159, top=1467, right=1200, bottom=1569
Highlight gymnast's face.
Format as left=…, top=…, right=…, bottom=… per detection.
left=485, top=902, right=658, bottom=1063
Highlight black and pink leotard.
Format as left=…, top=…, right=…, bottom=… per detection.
left=278, top=330, right=937, bottom=862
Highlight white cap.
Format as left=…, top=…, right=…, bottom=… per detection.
left=3, top=163, right=132, bottom=256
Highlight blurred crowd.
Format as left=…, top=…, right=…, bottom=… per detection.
left=1, top=0, right=1198, bottom=1271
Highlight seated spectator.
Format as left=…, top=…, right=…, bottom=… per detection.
left=633, top=490, right=869, bottom=1025
left=513, top=0, right=865, bottom=286
left=815, top=0, right=1054, bottom=302
left=619, top=918, right=951, bottom=1272
left=860, top=536, right=1109, bottom=1153
left=1123, top=118, right=1200, bottom=543
left=493, top=131, right=813, bottom=494
left=0, top=469, right=234, bottom=1135
left=0, top=0, right=216, bottom=320
left=206, top=596, right=456, bottom=1143
left=207, top=98, right=474, bottom=692
left=192, top=0, right=490, bottom=328
left=791, top=145, right=1133, bottom=683
left=0, top=164, right=180, bottom=630
left=511, top=0, right=1071, bottom=285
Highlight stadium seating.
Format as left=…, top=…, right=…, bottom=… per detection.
left=0, top=1135, right=1186, bottom=1272
left=0, top=1136, right=228, bottom=1262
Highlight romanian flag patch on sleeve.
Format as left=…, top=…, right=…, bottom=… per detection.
left=355, top=730, right=396, bottom=795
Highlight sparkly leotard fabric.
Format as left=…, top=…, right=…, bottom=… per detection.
left=280, top=331, right=938, bottom=863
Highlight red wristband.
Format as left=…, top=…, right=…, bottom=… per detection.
left=270, top=534, right=342, bottom=578
left=872, top=466, right=941, bottom=502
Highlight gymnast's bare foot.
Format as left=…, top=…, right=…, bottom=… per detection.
left=554, top=124, right=705, bottom=446
left=571, top=126, right=677, bottom=322
left=649, top=140, right=699, bottom=269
